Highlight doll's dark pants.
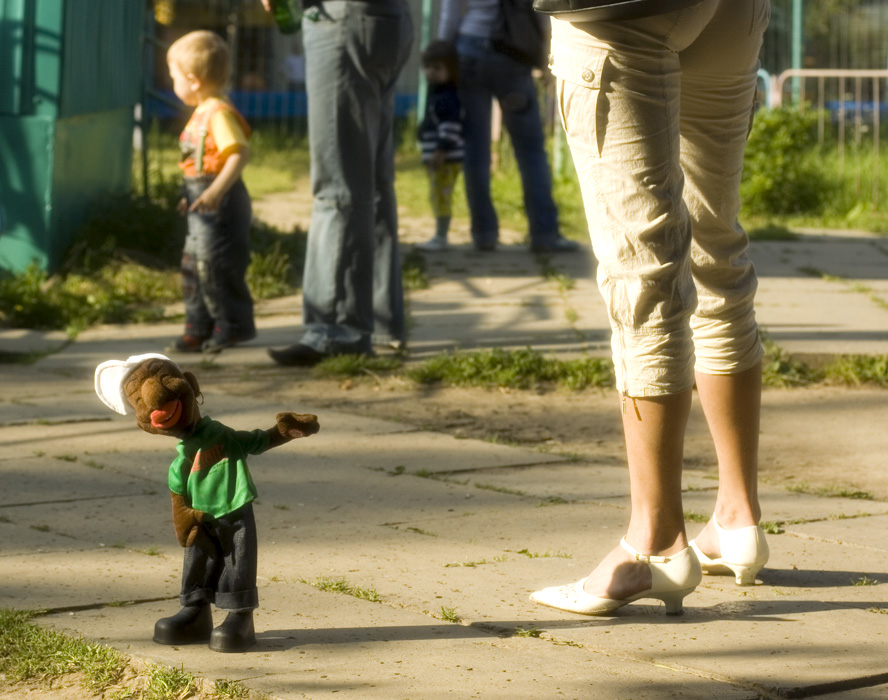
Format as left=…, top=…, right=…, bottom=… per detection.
left=182, top=178, right=256, bottom=344
left=179, top=503, right=258, bottom=611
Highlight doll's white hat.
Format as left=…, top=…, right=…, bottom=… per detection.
left=95, top=353, right=175, bottom=415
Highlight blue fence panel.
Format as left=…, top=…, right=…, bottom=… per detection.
left=146, top=90, right=417, bottom=121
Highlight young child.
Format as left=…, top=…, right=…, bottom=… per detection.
left=415, top=41, right=464, bottom=253
left=167, top=31, right=255, bottom=353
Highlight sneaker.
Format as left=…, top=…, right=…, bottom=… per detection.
left=167, top=335, right=205, bottom=353
left=415, top=236, right=448, bottom=252
left=202, top=331, right=257, bottom=354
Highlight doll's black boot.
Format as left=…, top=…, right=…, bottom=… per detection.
left=209, top=610, right=255, bottom=653
left=153, top=604, right=213, bottom=645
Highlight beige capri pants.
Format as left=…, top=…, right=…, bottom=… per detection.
left=551, top=0, right=770, bottom=397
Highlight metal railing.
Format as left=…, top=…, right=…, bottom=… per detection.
left=770, top=68, right=888, bottom=207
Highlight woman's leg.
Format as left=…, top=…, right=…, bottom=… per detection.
left=679, top=0, right=770, bottom=553
left=544, top=7, right=719, bottom=601
left=582, top=390, right=692, bottom=598
left=691, top=364, right=762, bottom=556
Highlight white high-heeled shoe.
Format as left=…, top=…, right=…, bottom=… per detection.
left=689, top=514, right=769, bottom=586
left=529, top=537, right=702, bottom=616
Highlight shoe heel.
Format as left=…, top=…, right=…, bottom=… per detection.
left=658, top=587, right=696, bottom=616
left=730, top=564, right=762, bottom=586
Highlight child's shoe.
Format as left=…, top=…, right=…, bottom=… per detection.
left=202, top=330, right=257, bottom=354
left=167, top=335, right=206, bottom=353
left=416, top=236, right=448, bottom=252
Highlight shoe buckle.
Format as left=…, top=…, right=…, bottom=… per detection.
left=620, top=536, right=671, bottom=564
left=633, top=552, right=670, bottom=564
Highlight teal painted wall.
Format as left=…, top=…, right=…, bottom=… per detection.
left=0, top=0, right=141, bottom=274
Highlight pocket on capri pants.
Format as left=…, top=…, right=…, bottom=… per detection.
left=556, top=50, right=608, bottom=158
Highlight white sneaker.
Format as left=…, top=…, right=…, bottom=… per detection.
left=415, top=236, right=448, bottom=252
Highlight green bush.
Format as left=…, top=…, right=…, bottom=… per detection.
left=63, top=190, right=185, bottom=274
left=741, top=107, right=836, bottom=216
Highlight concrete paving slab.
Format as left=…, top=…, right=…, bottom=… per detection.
left=1, top=494, right=174, bottom=549
left=40, top=585, right=757, bottom=700
left=683, top=487, right=888, bottom=526
left=0, top=454, right=157, bottom=507
left=785, top=513, right=888, bottom=552
left=0, top=328, right=69, bottom=356
left=0, top=519, right=88, bottom=555
left=754, top=277, right=888, bottom=356
left=0, top=547, right=180, bottom=610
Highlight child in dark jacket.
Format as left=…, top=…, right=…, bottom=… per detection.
left=416, top=41, right=464, bottom=252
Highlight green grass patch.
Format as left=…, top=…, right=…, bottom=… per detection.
left=311, top=354, right=403, bottom=378
left=407, top=348, right=613, bottom=391
left=786, top=481, right=875, bottom=500
left=761, top=335, right=817, bottom=388
left=402, top=248, right=429, bottom=291
left=513, top=627, right=543, bottom=638
left=213, top=678, right=252, bottom=699
left=821, top=354, right=888, bottom=388
left=439, top=606, right=461, bottom=623
left=852, top=576, right=879, bottom=587
left=747, top=223, right=799, bottom=240
left=302, top=576, right=382, bottom=603
left=759, top=520, right=785, bottom=535
left=683, top=511, right=710, bottom=523
left=0, top=608, right=126, bottom=689
left=144, top=663, right=196, bottom=700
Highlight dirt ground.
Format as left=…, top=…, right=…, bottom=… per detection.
left=218, top=368, right=888, bottom=502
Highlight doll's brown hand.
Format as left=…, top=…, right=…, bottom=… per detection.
left=170, top=492, right=205, bottom=548
left=276, top=412, right=320, bottom=439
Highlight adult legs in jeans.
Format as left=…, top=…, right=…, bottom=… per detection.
left=456, top=37, right=560, bottom=250
left=551, top=0, right=768, bottom=602
left=295, top=0, right=411, bottom=356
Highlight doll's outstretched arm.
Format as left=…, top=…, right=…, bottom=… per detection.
left=170, top=492, right=206, bottom=547
left=266, top=412, right=320, bottom=449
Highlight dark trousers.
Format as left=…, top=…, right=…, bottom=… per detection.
left=182, top=178, right=256, bottom=343
left=179, top=503, right=259, bottom=611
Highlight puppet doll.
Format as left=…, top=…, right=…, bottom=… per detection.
left=95, top=353, right=319, bottom=652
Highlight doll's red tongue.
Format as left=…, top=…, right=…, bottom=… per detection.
left=151, top=400, right=182, bottom=429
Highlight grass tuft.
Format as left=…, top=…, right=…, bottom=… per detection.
left=439, top=606, right=461, bottom=623
left=0, top=608, right=125, bottom=689
left=144, top=663, right=196, bottom=700
left=302, top=576, right=382, bottom=603
left=213, top=678, right=251, bottom=699
left=407, top=348, right=613, bottom=391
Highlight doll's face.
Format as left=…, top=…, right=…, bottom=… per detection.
left=123, top=358, right=201, bottom=438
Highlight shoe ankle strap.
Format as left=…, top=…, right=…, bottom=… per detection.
left=620, top=536, right=671, bottom=563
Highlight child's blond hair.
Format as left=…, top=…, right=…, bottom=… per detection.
left=167, top=30, right=231, bottom=90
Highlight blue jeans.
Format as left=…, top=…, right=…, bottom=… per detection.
left=299, top=0, right=412, bottom=354
left=456, top=34, right=560, bottom=249
left=180, top=504, right=258, bottom=611
left=182, top=178, right=255, bottom=343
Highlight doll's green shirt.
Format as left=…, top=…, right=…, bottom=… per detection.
left=168, top=416, right=270, bottom=518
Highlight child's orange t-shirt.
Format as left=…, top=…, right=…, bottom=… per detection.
left=178, top=97, right=251, bottom=178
